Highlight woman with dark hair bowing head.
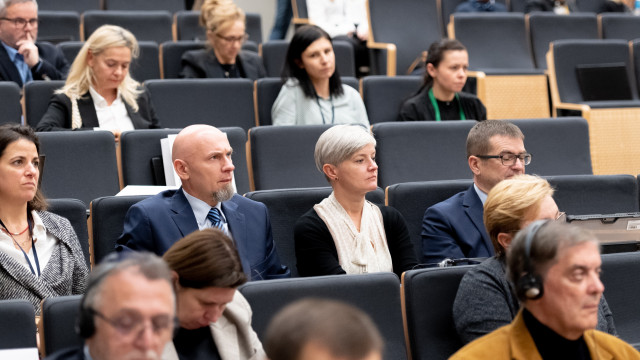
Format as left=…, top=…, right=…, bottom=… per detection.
left=36, top=25, right=160, bottom=141
left=180, top=0, right=265, bottom=79
left=163, top=228, right=265, bottom=360
left=271, top=25, right=369, bottom=126
left=399, top=39, right=486, bottom=121
left=0, top=124, right=88, bottom=314
left=294, top=125, right=417, bottom=277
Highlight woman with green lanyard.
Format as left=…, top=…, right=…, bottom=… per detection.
left=272, top=25, right=370, bottom=126
left=399, top=39, right=486, bottom=122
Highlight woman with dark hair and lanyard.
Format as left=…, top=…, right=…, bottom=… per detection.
left=271, top=25, right=369, bottom=126
left=399, top=39, right=486, bottom=122
left=0, top=124, right=87, bottom=314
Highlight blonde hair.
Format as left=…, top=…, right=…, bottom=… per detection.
left=483, top=174, right=554, bottom=258
left=200, top=0, right=245, bottom=35
left=57, top=25, right=141, bottom=112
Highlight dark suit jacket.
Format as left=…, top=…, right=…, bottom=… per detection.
left=399, top=86, right=487, bottom=121
left=525, top=0, right=578, bottom=12
left=116, top=189, right=290, bottom=280
left=0, top=41, right=69, bottom=86
left=421, top=185, right=493, bottom=263
left=35, top=90, right=160, bottom=131
left=180, top=49, right=266, bottom=80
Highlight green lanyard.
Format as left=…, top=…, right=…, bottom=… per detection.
left=428, top=88, right=466, bottom=121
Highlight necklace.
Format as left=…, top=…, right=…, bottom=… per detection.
left=1, top=224, right=29, bottom=236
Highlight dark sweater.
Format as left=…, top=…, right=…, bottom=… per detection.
left=294, top=205, right=418, bottom=277
left=399, top=86, right=487, bottom=121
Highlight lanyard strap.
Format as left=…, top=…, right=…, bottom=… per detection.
left=428, top=88, right=466, bottom=121
left=315, top=94, right=335, bottom=125
left=0, top=216, right=40, bottom=277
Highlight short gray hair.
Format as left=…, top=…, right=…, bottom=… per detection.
left=0, top=0, right=37, bottom=17
left=507, top=221, right=600, bottom=301
left=314, top=125, right=376, bottom=182
left=83, top=252, right=173, bottom=310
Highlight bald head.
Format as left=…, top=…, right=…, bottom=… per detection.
left=172, top=125, right=235, bottom=206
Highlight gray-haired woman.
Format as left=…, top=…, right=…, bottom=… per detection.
left=294, top=125, right=417, bottom=277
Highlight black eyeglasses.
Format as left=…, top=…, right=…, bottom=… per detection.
left=475, top=152, right=532, bottom=166
left=215, top=33, right=249, bottom=44
left=89, top=308, right=175, bottom=337
left=1, top=17, right=38, bottom=28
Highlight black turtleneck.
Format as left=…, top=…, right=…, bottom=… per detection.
left=523, top=308, right=592, bottom=360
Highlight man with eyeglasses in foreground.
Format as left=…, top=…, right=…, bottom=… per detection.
left=45, top=252, right=176, bottom=360
left=0, top=0, right=69, bottom=86
left=422, top=120, right=530, bottom=263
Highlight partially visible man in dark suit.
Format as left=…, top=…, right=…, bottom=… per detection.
left=421, top=120, right=529, bottom=263
left=116, top=124, right=290, bottom=280
left=0, top=0, right=69, bottom=86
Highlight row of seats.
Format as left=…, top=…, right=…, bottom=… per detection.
left=37, top=10, right=261, bottom=44
left=27, top=118, right=593, bottom=208
left=8, top=251, right=639, bottom=359
left=38, top=0, right=186, bottom=12
left=47, top=38, right=356, bottom=82
left=46, top=172, right=640, bottom=273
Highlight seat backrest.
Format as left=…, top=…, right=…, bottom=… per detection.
left=174, top=10, right=262, bottom=43
left=104, top=0, right=184, bottom=12
left=510, top=117, right=592, bottom=175
left=362, top=75, right=423, bottom=124
left=439, top=0, right=508, bottom=36
left=451, top=13, right=535, bottom=71
left=546, top=174, right=639, bottom=215
left=38, top=0, right=100, bottom=11
left=130, top=41, right=160, bottom=82
left=37, top=131, right=120, bottom=209
left=40, top=295, right=83, bottom=356
left=549, top=39, right=636, bottom=104
left=527, top=13, right=598, bottom=69
left=601, top=251, right=640, bottom=349
left=90, top=195, right=150, bottom=264
left=0, top=82, right=22, bottom=126
left=239, top=273, right=408, bottom=360
left=254, top=77, right=359, bottom=126
left=82, top=10, right=173, bottom=43
left=120, top=127, right=250, bottom=194
left=0, top=299, right=37, bottom=350
left=48, top=198, right=90, bottom=268
left=57, top=41, right=83, bottom=64
left=38, top=11, right=81, bottom=43
left=244, top=187, right=384, bottom=277
left=372, top=121, right=477, bottom=187
left=578, top=0, right=608, bottom=13
left=368, top=0, right=442, bottom=75
left=293, top=0, right=309, bottom=18
left=24, top=80, right=65, bottom=128
left=261, top=40, right=289, bottom=77
left=248, top=124, right=332, bottom=191
left=386, top=180, right=473, bottom=260
left=599, top=13, right=640, bottom=40
left=632, top=39, right=640, bottom=94
left=159, top=40, right=206, bottom=79
left=145, top=78, right=256, bottom=130
left=402, top=266, right=473, bottom=360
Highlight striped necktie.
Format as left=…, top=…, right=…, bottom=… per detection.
left=207, top=207, right=224, bottom=229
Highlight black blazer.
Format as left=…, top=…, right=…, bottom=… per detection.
left=180, top=48, right=266, bottom=80
left=0, top=41, right=69, bottom=86
left=35, top=90, right=161, bottom=131
left=399, top=86, right=487, bottom=121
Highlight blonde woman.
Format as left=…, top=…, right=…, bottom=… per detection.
left=180, top=0, right=265, bottom=79
left=36, top=25, right=160, bottom=141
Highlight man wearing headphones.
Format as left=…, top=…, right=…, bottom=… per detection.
left=450, top=221, right=640, bottom=359
left=45, top=253, right=176, bottom=360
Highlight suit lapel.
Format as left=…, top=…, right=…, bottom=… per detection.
left=77, top=93, right=100, bottom=128
left=169, top=189, right=199, bottom=238
left=221, top=199, right=251, bottom=277
left=462, top=186, right=492, bottom=254
left=0, top=44, right=24, bottom=86
left=125, top=100, right=145, bottom=129
left=207, top=50, right=226, bottom=78
left=210, top=314, right=240, bottom=360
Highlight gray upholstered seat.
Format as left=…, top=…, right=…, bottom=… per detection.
left=0, top=299, right=37, bottom=350
left=362, top=75, right=423, bottom=124
left=82, top=10, right=173, bottom=43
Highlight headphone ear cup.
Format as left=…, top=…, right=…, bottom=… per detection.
left=516, top=273, right=544, bottom=300
left=76, top=305, right=95, bottom=338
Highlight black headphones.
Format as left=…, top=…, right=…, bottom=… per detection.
left=515, top=219, right=550, bottom=301
left=76, top=253, right=127, bottom=338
